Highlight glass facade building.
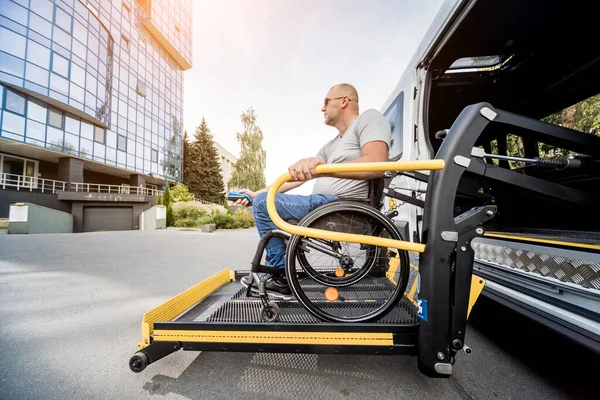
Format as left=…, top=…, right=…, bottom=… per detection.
left=0, top=0, right=192, bottom=182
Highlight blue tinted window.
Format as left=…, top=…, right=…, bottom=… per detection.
left=93, top=142, right=105, bottom=159
left=2, top=111, right=25, bottom=135
left=0, top=13, right=27, bottom=35
left=27, top=99, right=47, bottom=123
left=65, top=115, right=80, bottom=135
left=29, top=13, right=53, bottom=39
left=0, top=26, right=26, bottom=58
left=0, top=51, right=24, bottom=77
left=69, top=83, right=84, bottom=103
left=52, top=52, right=69, bottom=78
left=46, top=126, right=64, bottom=147
left=105, top=129, right=116, bottom=148
left=384, top=91, right=404, bottom=159
left=80, top=121, right=93, bottom=140
left=70, top=63, right=85, bottom=87
left=27, top=40, right=51, bottom=68
left=5, top=89, right=25, bottom=115
left=30, top=0, right=54, bottom=21
left=25, top=62, right=48, bottom=86
left=0, top=85, right=4, bottom=106
left=24, top=80, right=48, bottom=96
left=73, top=20, right=87, bottom=46
left=64, top=133, right=80, bottom=155
left=106, top=147, right=116, bottom=162
left=85, top=72, right=97, bottom=94
left=117, top=135, right=127, bottom=151
left=49, top=73, right=68, bottom=96
left=80, top=138, right=92, bottom=158
left=26, top=119, right=46, bottom=141
left=72, top=40, right=86, bottom=64
left=54, top=6, right=72, bottom=33
left=1, top=0, right=28, bottom=26
left=52, top=27, right=71, bottom=50
left=49, top=108, right=63, bottom=129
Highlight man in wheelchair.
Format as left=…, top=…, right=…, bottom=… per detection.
left=235, top=83, right=391, bottom=299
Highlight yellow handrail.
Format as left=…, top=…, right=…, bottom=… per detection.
left=266, top=160, right=445, bottom=253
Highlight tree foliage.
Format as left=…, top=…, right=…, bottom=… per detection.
left=540, top=94, right=600, bottom=158
left=491, top=94, right=600, bottom=167
left=184, top=118, right=225, bottom=204
left=228, top=108, right=267, bottom=191
left=170, top=184, right=194, bottom=202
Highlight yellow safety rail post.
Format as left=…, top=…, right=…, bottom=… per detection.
left=266, top=160, right=445, bottom=253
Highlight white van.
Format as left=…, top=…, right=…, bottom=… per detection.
left=380, top=0, right=600, bottom=354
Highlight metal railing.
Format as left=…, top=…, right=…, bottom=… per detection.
left=1, top=173, right=67, bottom=194
left=71, top=182, right=162, bottom=197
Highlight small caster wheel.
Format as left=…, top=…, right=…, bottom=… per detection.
left=450, top=356, right=456, bottom=365
left=129, top=352, right=149, bottom=373
left=260, top=301, right=280, bottom=322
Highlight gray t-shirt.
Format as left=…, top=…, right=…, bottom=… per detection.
left=312, top=109, right=391, bottom=199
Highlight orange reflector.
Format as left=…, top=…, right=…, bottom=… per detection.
left=324, top=287, right=339, bottom=301
left=335, top=268, right=345, bottom=277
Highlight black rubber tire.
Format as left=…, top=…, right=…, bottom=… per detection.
left=294, top=201, right=384, bottom=287
left=129, top=352, right=149, bottom=373
left=285, top=200, right=410, bottom=323
left=260, top=301, right=280, bottom=322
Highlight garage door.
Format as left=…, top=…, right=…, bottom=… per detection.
left=83, top=207, right=133, bottom=232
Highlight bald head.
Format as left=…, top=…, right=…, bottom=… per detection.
left=322, top=83, right=360, bottom=131
left=330, top=83, right=359, bottom=111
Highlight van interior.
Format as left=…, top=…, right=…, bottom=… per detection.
left=425, top=0, right=600, bottom=235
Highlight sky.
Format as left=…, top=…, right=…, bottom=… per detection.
left=183, top=0, right=445, bottom=194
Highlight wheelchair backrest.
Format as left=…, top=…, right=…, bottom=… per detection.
left=368, top=177, right=386, bottom=209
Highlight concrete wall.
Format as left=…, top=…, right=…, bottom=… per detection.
left=139, top=205, right=167, bottom=230
left=8, top=203, right=73, bottom=234
left=0, top=190, right=71, bottom=218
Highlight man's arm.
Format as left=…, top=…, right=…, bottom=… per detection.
left=324, top=140, right=389, bottom=180
left=288, top=141, right=388, bottom=181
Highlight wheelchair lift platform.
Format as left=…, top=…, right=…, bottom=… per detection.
left=130, top=266, right=441, bottom=373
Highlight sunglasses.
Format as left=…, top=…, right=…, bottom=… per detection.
left=323, top=96, right=349, bottom=106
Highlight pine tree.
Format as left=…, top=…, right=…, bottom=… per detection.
left=182, top=130, right=193, bottom=188
left=163, top=184, right=174, bottom=226
left=186, top=118, right=225, bottom=204
left=228, top=108, right=267, bottom=191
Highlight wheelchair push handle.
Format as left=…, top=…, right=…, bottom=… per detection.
left=266, top=160, right=445, bottom=253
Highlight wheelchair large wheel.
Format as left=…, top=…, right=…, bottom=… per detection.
left=285, top=200, right=410, bottom=323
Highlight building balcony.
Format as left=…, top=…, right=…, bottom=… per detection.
left=0, top=172, right=162, bottom=197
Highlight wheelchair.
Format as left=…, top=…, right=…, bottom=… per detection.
left=245, top=171, right=415, bottom=323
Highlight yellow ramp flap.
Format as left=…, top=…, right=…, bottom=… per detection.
left=153, top=330, right=394, bottom=346
left=137, top=268, right=233, bottom=350
left=468, top=275, right=486, bottom=318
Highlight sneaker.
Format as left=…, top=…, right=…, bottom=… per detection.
left=241, top=274, right=293, bottom=300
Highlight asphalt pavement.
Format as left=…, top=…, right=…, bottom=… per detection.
left=0, top=228, right=597, bottom=400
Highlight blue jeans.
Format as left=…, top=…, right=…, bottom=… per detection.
left=252, top=192, right=338, bottom=269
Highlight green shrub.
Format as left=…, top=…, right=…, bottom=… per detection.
left=234, top=208, right=255, bottom=228
left=174, top=203, right=208, bottom=220
left=166, top=202, right=175, bottom=227
left=173, top=218, right=198, bottom=228
left=210, top=211, right=240, bottom=229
